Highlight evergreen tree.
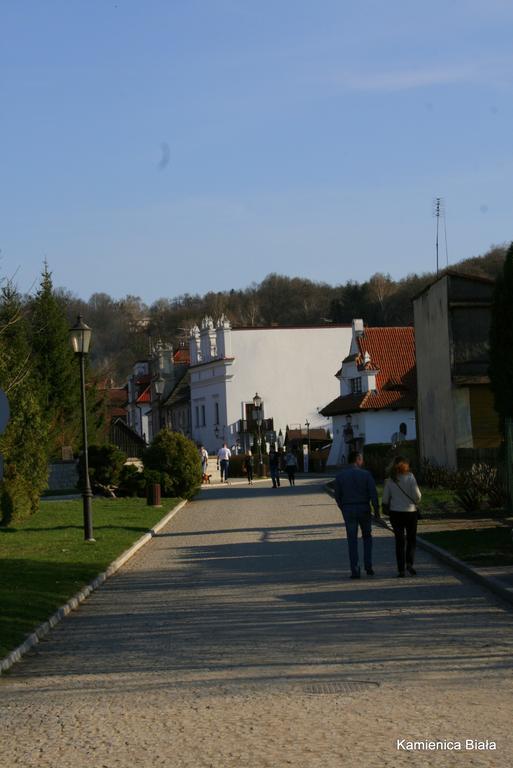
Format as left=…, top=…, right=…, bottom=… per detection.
left=0, top=284, right=48, bottom=523
left=489, top=241, right=513, bottom=422
left=29, top=263, right=81, bottom=455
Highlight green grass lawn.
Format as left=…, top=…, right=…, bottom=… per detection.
left=0, top=497, right=178, bottom=659
left=377, top=485, right=509, bottom=521
left=421, top=527, right=513, bottom=567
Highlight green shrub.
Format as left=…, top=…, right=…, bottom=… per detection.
left=87, top=443, right=127, bottom=495
left=0, top=390, right=48, bottom=526
left=118, top=464, right=146, bottom=497
left=143, top=429, right=202, bottom=499
left=419, top=459, right=459, bottom=489
left=454, top=462, right=507, bottom=512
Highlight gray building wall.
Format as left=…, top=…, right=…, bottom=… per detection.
left=413, top=276, right=457, bottom=468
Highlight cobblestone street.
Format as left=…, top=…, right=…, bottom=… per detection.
left=2, top=479, right=513, bottom=767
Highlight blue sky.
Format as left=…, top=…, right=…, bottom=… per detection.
left=2, top=0, right=513, bottom=303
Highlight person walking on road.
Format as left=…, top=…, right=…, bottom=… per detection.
left=334, top=450, right=380, bottom=579
left=284, top=450, right=298, bottom=486
left=243, top=451, right=254, bottom=485
left=217, top=443, right=232, bottom=483
left=269, top=446, right=281, bottom=488
left=199, top=445, right=209, bottom=483
left=382, top=456, right=422, bottom=577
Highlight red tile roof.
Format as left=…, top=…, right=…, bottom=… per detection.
left=321, top=326, right=416, bottom=415
left=173, top=347, right=190, bottom=364
left=136, top=385, right=151, bottom=404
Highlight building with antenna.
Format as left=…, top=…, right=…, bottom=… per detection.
left=413, top=271, right=501, bottom=469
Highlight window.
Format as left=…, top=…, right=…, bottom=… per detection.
left=350, top=378, right=362, bottom=394
left=201, top=405, right=206, bottom=426
left=215, top=402, right=220, bottom=425
left=195, top=406, right=200, bottom=427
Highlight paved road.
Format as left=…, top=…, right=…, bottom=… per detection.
left=2, top=479, right=513, bottom=767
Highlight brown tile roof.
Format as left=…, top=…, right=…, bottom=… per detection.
left=412, top=269, right=495, bottom=301
left=321, top=326, right=416, bottom=415
left=108, top=387, right=128, bottom=405
left=110, top=406, right=128, bottom=418
left=286, top=428, right=329, bottom=441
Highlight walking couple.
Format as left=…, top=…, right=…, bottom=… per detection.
left=334, top=450, right=421, bottom=579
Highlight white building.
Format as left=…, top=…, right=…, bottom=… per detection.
left=321, top=320, right=417, bottom=466
left=188, top=316, right=352, bottom=453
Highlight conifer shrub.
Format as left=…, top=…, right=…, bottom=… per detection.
left=118, top=464, right=146, bottom=497
left=87, top=443, right=127, bottom=495
left=143, top=429, right=202, bottom=499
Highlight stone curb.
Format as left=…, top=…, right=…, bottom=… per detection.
left=0, top=499, right=188, bottom=674
left=324, top=482, right=513, bottom=609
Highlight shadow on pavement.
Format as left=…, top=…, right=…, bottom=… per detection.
left=10, top=520, right=513, bottom=690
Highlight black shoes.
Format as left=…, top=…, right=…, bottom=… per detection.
left=407, top=565, right=417, bottom=576
left=398, top=571, right=405, bottom=578
left=350, top=568, right=375, bottom=578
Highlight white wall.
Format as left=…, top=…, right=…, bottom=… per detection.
left=328, top=409, right=417, bottom=465
left=190, top=362, right=231, bottom=450
left=359, top=410, right=417, bottom=446
left=190, top=326, right=352, bottom=452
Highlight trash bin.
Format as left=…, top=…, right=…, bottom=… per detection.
left=147, top=482, right=162, bottom=507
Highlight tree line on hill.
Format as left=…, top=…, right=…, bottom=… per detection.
left=58, top=244, right=507, bottom=382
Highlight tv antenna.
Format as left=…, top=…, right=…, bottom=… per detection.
left=433, top=197, right=449, bottom=274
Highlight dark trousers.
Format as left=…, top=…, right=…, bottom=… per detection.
left=342, top=510, right=373, bottom=574
left=220, top=459, right=229, bottom=481
left=270, top=467, right=280, bottom=487
left=246, top=466, right=253, bottom=482
left=389, top=510, right=418, bottom=572
left=285, top=468, right=296, bottom=485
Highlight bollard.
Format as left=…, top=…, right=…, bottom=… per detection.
left=147, top=482, right=162, bottom=507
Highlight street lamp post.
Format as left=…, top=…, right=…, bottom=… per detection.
left=305, top=419, right=311, bottom=473
left=154, top=375, right=165, bottom=434
left=253, top=392, right=264, bottom=476
left=69, top=315, right=94, bottom=542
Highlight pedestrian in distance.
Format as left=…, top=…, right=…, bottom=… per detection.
left=199, top=445, right=209, bottom=483
left=333, top=450, right=380, bottom=579
left=269, top=446, right=281, bottom=488
left=217, top=442, right=232, bottom=483
left=382, top=456, right=422, bottom=577
left=243, top=451, right=254, bottom=484
left=284, top=450, right=298, bottom=486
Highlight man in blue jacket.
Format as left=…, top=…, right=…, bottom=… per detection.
left=334, top=450, right=380, bottom=578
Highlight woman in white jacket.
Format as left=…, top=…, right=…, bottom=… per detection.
left=382, top=456, right=422, bottom=577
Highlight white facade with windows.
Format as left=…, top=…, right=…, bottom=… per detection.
left=189, top=317, right=353, bottom=453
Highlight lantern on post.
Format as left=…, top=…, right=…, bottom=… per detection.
left=69, top=315, right=94, bottom=542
